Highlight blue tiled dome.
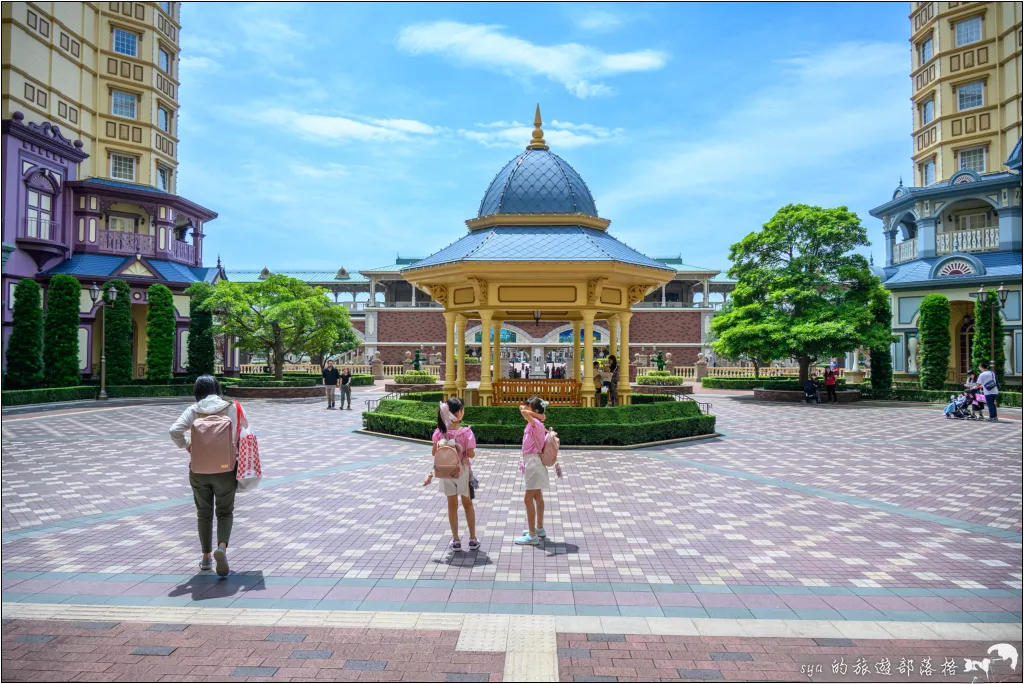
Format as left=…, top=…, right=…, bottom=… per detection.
left=477, top=149, right=598, bottom=218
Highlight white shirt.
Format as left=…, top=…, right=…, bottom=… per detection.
left=977, top=370, right=999, bottom=396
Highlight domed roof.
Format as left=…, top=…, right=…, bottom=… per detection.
left=476, top=106, right=598, bottom=218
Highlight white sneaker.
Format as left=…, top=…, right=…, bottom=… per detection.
left=213, top=547, right=229, bottom=577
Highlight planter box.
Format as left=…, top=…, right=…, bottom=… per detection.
left=225, top=385, right=325, bottom=399
left=385, top=382, right=445, bottom=394
left=752, top=388, right=861, bottom=403
left=630, top=384, right=692, bottom=395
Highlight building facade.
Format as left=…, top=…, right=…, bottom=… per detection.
left=870, top=3, right=1023, bottom=383
left=1, top=1, right=219, bottom=378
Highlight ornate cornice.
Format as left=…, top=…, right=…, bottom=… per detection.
left=2, top=112, right=89, bottom=163
left=466, top=213, right=611, bottom=231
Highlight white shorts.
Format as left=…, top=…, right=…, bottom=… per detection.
left=438, top=466, right=471, bottom=497
left=523, top=454, right=549, bottom=491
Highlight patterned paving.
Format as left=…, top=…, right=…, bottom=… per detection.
left=1, top=393, right=1021, bottom=625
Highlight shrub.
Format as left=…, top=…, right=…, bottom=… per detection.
left=393, top=370, right=438, bottom=383
left=103, top=280, right=133, bottom=386
left=186, top=282, right=216, bottom=377
left=636, top=371, right=685, bottom=385
left=234, top=378, right=318, bottom=387
left=918, top=294, right=950, bottom=390
left=43, top=274, right=82, bottom=388
left=105, top=384, right=194, bottom=398
left=350, top=374, right=375, bottom=386
left=401, top=391, right=444, bottom=402
left=630, top=393, right=676, bottom=404
left=364, top=399, right=714, bottom=446
left=972, top=290, right=1007, bottom=388
left=1, top=385, right=96, bottom=406
left=145, top=284, right=176, bottom=382
left=869, top=289, right=894, bottom=391
left=859, top=387, right=1021, bottom=407
left=701, top=377, right=847, bottom=390
left=5, top=279, right=45, bottom=390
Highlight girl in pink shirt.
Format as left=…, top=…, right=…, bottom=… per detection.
left=424, top=397, right=479, bottom=552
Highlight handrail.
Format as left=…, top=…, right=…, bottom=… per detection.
left=492, top=378, right=581, bottom=406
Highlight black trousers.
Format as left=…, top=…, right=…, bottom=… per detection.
left=826, top=385, right=837, bottom=403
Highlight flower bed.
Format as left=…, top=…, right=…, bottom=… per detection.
left=363, top=399, right=715, bottom=446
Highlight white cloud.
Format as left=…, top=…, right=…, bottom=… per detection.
left=601, top=42, right=909, bottom=212
left=252, top=108, right=439, bottom=144
left=574, top=10, right=626, bottom=32
left=396, top=21, right=668, bottom=98
left=460, top=119, right=624, bottom=149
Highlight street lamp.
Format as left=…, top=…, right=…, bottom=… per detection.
left=970, top=284, right=1008, bottom=373
left=88, top=282, right=117, bottom=400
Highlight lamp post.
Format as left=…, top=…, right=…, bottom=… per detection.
left=971, top=284, right=1009, bottom=372
left=88, top=282, right=117, bottom=400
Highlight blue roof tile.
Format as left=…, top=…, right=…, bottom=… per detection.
left=42, top=254, right=127, bottom=277
left=882, top=251, right=1022, bottom=287
left=477, top=149, right=598, bottom=217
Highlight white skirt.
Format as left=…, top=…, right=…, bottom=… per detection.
left=523, top=454, right=549, bottom=491
left=438, top=464, right=471, bottom=497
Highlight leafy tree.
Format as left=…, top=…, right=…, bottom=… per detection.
left=103, top=280, right=133, bottom=385
left=868, top=288, right=894, bottom=391
left=145, top=284, right=176, bottom=382
left=710, top=287, right=786, bottom=379
left=917, top=294, right=950, bottom=390
left=722, top=204, right=892, bottom=382
left=43, top=274, right=82, bottom=387
left=5, top=278, right=45, bottom=389
left=203, top=274, right=352, bottom=379
left=972, top=289, right=1006, bottom=387
left=311, top=314, right=359, bottom=369
left=186, top=282, right=216, bottom=377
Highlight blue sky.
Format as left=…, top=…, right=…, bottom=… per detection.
left=176, top=2, right=913, bottom=272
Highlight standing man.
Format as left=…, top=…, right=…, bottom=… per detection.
left=322, top=360, right=340, bottom=409
left=340, top=366, right=353, bottom=410
left=977, top=361, right=999, bottom=422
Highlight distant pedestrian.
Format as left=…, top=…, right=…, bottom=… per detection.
left=824, top=367, right=838, bottom=404
left=607, top=355, right=620, bottom=406
left=977, top=361, right=1000, bottom=421
left=169, top=375, right=245, bottom=577
left=593, top=362, right=604, bottom=406
left=340, top=367, right=353, bottom=410
left=322, top=360, right=339, bottom=409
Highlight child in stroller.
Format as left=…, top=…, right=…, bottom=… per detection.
left=803, top=376, right=819, bottom=404
left=944, top=392, right=980, bottom=419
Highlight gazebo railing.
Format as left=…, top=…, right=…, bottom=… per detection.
left=492, top=379, right=581, bottom=406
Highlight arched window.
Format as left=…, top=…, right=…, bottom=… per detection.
left=27, top=188, right=54, bottom=239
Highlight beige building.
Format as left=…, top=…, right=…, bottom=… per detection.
left=2, top=1, right=181, bottom=191
left=910, top=1, right=1022, bottom=185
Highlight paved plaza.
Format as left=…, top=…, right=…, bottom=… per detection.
left=2, top=390, right=1022, bottom=681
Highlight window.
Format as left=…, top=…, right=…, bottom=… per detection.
left=159, top=48, right=171, bottom=74
left=955, top=16, right=982, bottom=47
left=157, top=166, right=171, bottom=191
left=959, top=212, right=988, bottom=230
left=108, top=214, right=136, bottom=232
left=957, top=81, right=983, bottom=110
left=27, top=189, right=53, bottom=239
left=111, top=90, right=136, bottom=119
left=112, top=28, right=138, bottom=57
left=920, top=160, right=935, bottom=186
left=160, top=1, right=171, bottom=14
left=922, top=99, right=934, bottom=125
left=919, top=38, right=933, bottom=64
left=110, top=153, right=136, bottom=181
left=958, top=146, right=986, bottom=173
left=158, top=106, right=171, bottom=133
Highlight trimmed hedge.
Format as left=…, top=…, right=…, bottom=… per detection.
left=186, top=282, right=216, bottom=377
left=860, top=387, right=1022, bottom=407
left=636, top=371, right=685, bottom=386
left=2, top=386, right=97, bottom=406
left=104, top=384, right=195, bottom=398
left=393, top=371, right=438, bottom=383
left=350, top=374, right=375, bottom=386
left=918, top=294, right=950, bottom=390
left=402, top=391, right=444, bottom=402
left=702, top=377, right=846, bottom=390
left=235, top=378, right=318, bottom=387
left=103, top=280, right=133, bottom=386
left=43, top=274, right=82, bottom=388
left=364, top=399, right=715, bottom=446
left=5, top=279, right=45, bottom=390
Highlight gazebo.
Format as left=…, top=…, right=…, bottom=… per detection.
left=403, top=107, right=675, bottom=406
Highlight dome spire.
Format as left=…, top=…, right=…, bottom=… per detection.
left=526, top=104, right=549, bottom=151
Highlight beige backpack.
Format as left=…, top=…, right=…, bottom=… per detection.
left=190, top=410, right=236, bottom=474
left=433, top=434, right=462, bottom=479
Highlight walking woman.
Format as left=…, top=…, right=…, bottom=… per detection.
left=169, top=375, right=244, bottom=577
left=607, top=355, right=620, bottom=406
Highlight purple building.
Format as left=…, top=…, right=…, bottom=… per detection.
left=2, top=112, right=222, bottom=378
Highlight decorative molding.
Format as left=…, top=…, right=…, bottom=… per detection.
left=465, top=212, right=611, bottom=232
left=427, top=284, right=448, bottom=307
left=587, top=277, right=607, bottom=305
left=627, top=284, right=653, bottom=306
left=2, top=112, right=89, bottom=162
left=469, top=277, right=488, bottom=305
left=25, top=169, right=60, bottom=193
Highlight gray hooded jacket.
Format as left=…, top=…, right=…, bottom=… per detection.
left=169, top=395, right=240, bottom=450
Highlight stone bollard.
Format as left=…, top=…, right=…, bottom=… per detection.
left=695, top=356, right=708, bottom=382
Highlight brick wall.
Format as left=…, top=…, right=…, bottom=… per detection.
left=350, top=318, right=365, bottom=333
left=629, top=311, right=701, bottom=344
left=377, top=310, right=446, bottom=343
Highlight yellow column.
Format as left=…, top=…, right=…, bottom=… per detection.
left=581, top=310, right=596, bottom=406
left=571, top=320, right=581, bottom=380
left=608, top=314, right=618, bottom=361
left=478, top=310, right=493, bottom=405
left=492, top=318, right=503, bottom=381
left=443, top=312, right=457, bottom=397
left=456, top=314, right=468, bottom=396
left=618, top=311, right=632, bottom=404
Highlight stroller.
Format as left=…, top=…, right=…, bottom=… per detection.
left=944, top=392, right=983, bottom=420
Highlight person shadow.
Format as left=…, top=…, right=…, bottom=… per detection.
left=168, top=571, right=267, bottom=601
left=433, top=551, right=494, bottom=568
left=540, top=540, right=579, bottom=557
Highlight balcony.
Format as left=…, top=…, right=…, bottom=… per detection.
left=368, top=300, right=443, bottom=309
left=633, top=301, right=723, bottom=310
left=95, top=229, right=197, bottom=265
left=937, top=228, right=999, bottom=255
left=16, top=218, right=67, bottom=267
left=893, top=238, right=918, bottom=264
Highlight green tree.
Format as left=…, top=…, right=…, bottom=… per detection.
left=310, top=310, right=359, bottom=369
left=710, top=285, right=786, bottom=379
left=43, top=274, right=82, bottom=387
left=185, top=281, right=216, bottom=377
left=722, top=204, right=892, bottom=382
left=5, top=278, right=45, bottom=389
left=868, top=288, right=894, bottom=391
left=972, top=290, right=1007, bottom=387
left=103, top=280, right=133, bottom=385
left=203, top=275, right=351, bottom=379
left=917, top=293, right=950, bottom=390
left=145, top=284, right=176, bottom=382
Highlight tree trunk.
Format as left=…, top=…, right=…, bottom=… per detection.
left=753, top=360, right=760, bottom=380
left=798, top=356, right=811, bottom=383
left=272, top=324, right=284, bottom=380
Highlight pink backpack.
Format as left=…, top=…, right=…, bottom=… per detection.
left=533, top=427, right=560, bottom=467
left=434, top=433, right=462, bottom=479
